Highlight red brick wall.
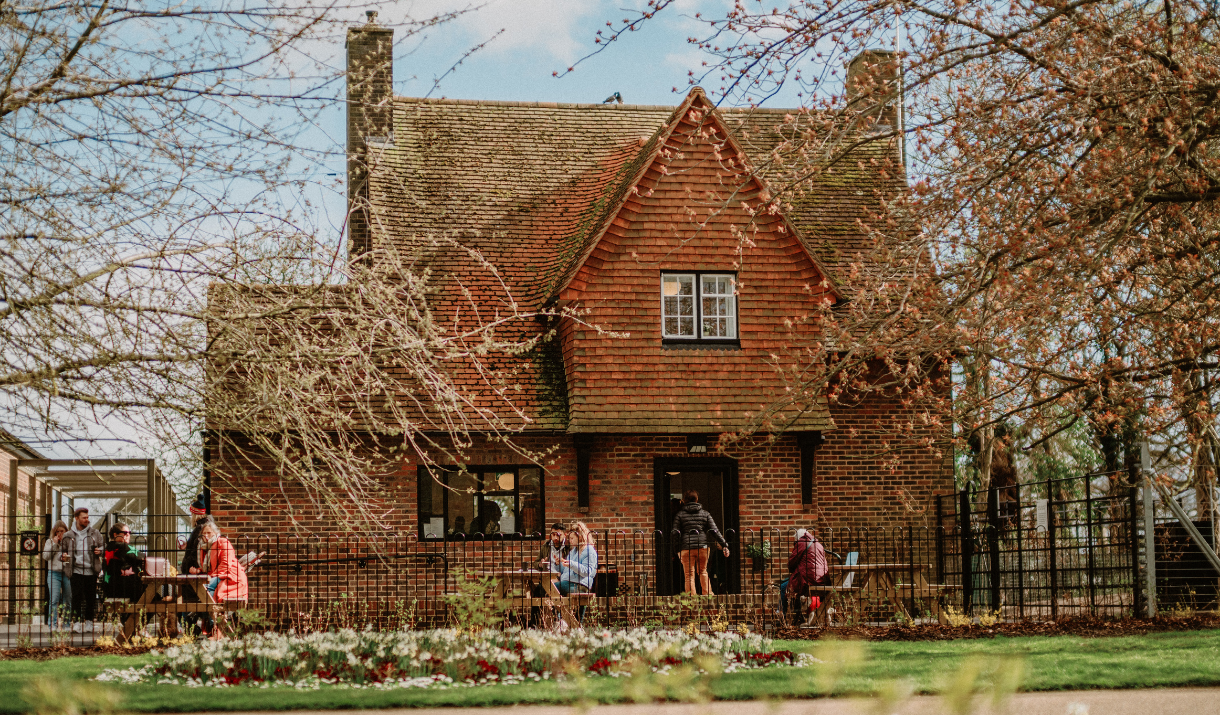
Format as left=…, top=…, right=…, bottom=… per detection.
left=556, top=92, right=835, bottom=433
left=211, top=396, right=951, bottom=537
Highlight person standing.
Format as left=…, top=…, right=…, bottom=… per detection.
left=41, top=520, right=72, bottom=630
left=61, top=507, right=103, bottom=633
left=671, top=490, right=730, bottom=595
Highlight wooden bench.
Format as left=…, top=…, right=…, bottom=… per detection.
left=504, top=593, right=596, bottom=627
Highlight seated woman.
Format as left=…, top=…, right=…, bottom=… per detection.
left=102, top=523, right=147, bottom=636
left=200, top=521, right=248, bottom=638
left=779, top=528, right=828, bottom=619
left=554, top=522, right=597, bottom=625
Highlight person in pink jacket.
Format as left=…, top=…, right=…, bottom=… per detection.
left=200, top=521, right=248, bottom=625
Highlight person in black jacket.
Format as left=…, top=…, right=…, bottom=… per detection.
left=179, top=496, right=213, bottom=633
left=671, top=490, right=730, bottom=595
left=102, top=522, right=144, bottom=600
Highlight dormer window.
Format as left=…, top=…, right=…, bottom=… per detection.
left=661, top=272, right=737, bottom=343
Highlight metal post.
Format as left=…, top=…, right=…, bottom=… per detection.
left=1015, top=489, right=1025, bottom=619
left=935, top=497, right=945, bottom=584
left=1048, top=480, right=1059, bottom=619
left=1128, top=483, right=1141, bottom=618
left=1085, top=474, right=1096, bottom=615
left=986, top=486, right=1001, bottom=612
left=1143, top=481, right=1157, bottom=616
left=959, top=489, right=973, bottom=615
left=907, top=525, right=916, bottom=616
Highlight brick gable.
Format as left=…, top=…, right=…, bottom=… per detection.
left=558, top=91, right=836, bottom=433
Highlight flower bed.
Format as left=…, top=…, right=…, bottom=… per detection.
left=96, top=627, right=814, bottom=689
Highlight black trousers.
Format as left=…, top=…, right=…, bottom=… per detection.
left=70, top=573, right=97, bottom=621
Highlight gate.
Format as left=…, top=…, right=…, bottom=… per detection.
left=936, top=472, right=1140, bottom=618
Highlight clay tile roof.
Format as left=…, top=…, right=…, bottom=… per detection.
left=361, top=91, right=904, bottom=432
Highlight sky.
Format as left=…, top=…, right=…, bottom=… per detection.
left=388, top=0, right=772, bottom=106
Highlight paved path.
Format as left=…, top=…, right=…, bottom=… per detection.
left=178, top=687, right=1220, bottom=715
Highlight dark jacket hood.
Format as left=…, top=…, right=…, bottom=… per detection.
left=682, top=502, right=703, bottom=513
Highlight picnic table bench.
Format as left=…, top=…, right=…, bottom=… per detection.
left=103, top=575, right=244, bottom=642
left=804, top=562, right=960, bottom=626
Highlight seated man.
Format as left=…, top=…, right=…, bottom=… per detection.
left=779, top=528, right=828, bottom=619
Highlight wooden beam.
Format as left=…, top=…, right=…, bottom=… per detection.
left=7, top=456, right=17, bottom=624
left=16, top=459, right=148, bottom=468
left=146, top=459, right=156, bottom=539
left=574, top=435, right=594, bottom=512
left=797, top=432, right=824, bottom=510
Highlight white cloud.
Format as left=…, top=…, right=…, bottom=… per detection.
left=402, top=0, right=605, bottom=62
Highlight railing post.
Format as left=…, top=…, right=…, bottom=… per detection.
left=1015, top=493, right=1025, bottom=619
left=1085, top=474, right=1096, bottom=615
left=959, top=488, right=973, bottom=616
left=987, top=486, right=1001, bottom=613
left=1129, top=482, right=1142, bottom=618
left=935, top=497, right=945, bottom=584
left=1143, top=477, right=1157, bottom=617
left=1048, top=480, right=1059, bottom=619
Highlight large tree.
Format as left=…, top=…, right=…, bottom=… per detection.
left=0, top=1, right=538, bottom=518
left=597, top=0, right=1220, bottom=508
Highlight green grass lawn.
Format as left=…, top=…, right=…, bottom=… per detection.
left=2, top=630, right=1219, bottom=712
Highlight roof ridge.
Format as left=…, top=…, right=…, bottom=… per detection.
left=393, top=95, right=684, bottom=111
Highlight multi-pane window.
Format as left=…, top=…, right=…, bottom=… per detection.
left=418, top=466, right=543, bottom=540
left=661, top=273, right=737, bottom=340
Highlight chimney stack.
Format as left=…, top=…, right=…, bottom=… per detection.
left=845, top=50, right=901, bottom=133
left=346, top=17, right=394, bottom=259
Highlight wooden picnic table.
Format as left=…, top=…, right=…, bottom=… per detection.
left=808, top=563, right=957, bottom=626
left=476, top=569, right=560, bottom=598
left=109, top=574, right=240, bottom=643
left=472, top=569, right=594, bottom=625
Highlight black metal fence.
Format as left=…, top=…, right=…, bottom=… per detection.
left=2, top=524, right=954, bottom=645
left=2, top=474, right=1218, bottom=647
left=936, top=472, right=1141, bottom=619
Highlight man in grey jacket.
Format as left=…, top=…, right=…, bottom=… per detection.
left=60, top=507, right=103, bottom=632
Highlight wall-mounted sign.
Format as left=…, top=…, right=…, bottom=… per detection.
left=1035, top=499, right=1049, bottom=532
left=19, top=530, right=41, bottom=555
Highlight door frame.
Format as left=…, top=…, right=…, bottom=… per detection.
left=653, top=456, right=740, bottom=595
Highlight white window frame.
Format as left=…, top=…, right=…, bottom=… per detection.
left=660, top=272, right=738, bottom=342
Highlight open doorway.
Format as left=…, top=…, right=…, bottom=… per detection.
left=654, top=457, right=739, bottom=596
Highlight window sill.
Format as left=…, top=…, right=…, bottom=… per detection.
left=661, top=340, right=741, bottom=351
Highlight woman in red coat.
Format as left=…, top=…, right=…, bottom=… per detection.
left=201, top=521, right=248, bottom=611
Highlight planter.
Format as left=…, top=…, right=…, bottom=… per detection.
left=751, top=556, right=766, bottom=573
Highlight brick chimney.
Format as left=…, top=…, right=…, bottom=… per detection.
left=845, top=50, right=901, bottom=133
left=346, top=14, right=394, bottom=259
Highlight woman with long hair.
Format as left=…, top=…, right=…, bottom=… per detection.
left=553, top=521, right=597, bottom=626
left=41, top=520, right=72, bottom=630
left=671, top=489, right=729, bottom=595
left=200, top=521, right=248, bottom=637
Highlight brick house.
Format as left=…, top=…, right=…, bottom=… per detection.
left=208, top=21, right=953, bottom=596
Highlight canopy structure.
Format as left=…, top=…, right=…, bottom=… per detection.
left=8, top=459, right=182, bottom=535
left=4, top=458, right=186, bottom=624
